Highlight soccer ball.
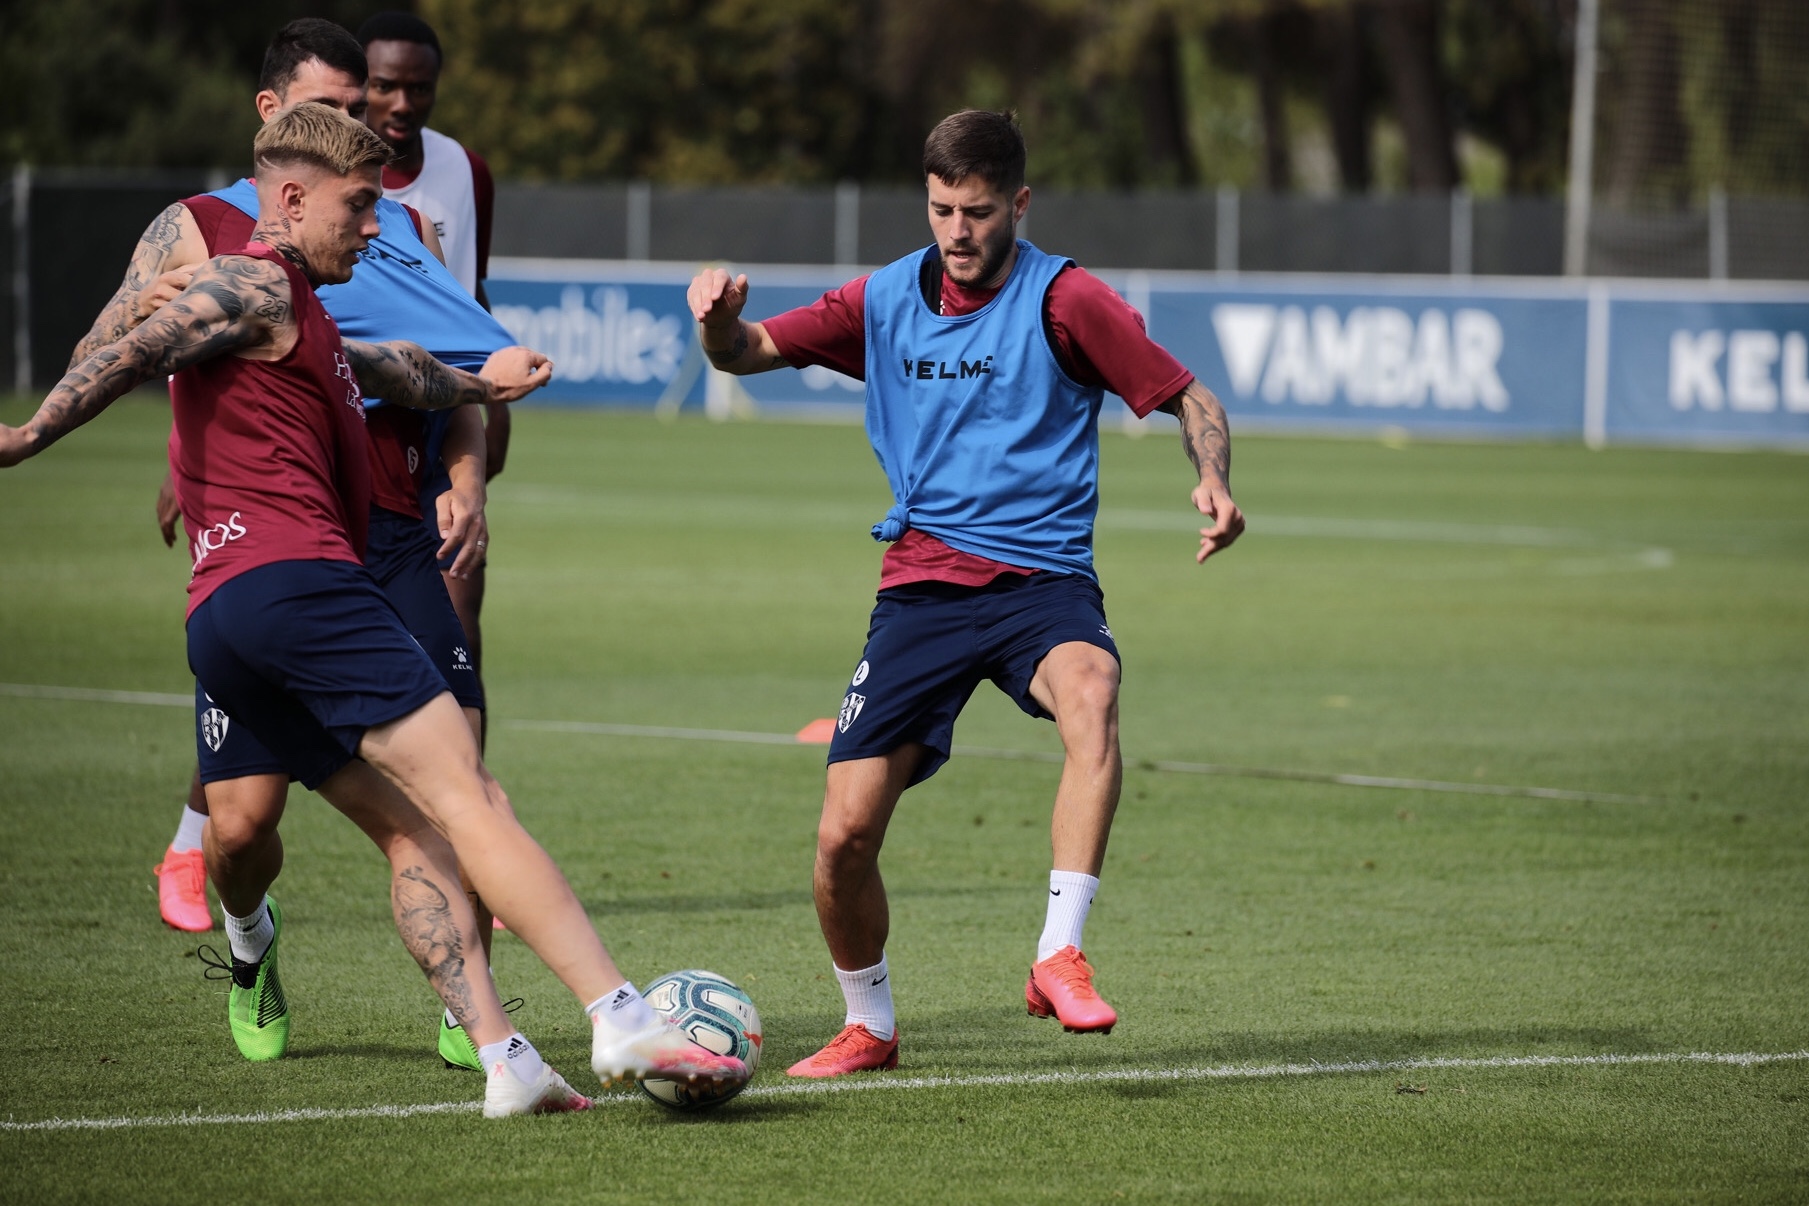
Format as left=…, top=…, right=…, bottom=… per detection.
left=639, top=969, right=762, bottom=1110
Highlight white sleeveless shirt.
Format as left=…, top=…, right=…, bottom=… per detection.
left=383, top=127, right=481, bottom=296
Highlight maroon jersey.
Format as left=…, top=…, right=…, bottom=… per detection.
left=169, top=243, right=371, bottom=616
left=185, top=189, right=429, bottom=518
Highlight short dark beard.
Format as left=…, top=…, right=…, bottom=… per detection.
left=944, top=223, right=1017, bottom=290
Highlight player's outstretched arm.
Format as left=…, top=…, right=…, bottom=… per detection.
left=341, top=340, right=497, bottom=411
left=1157, top=378, right=1245, bottom=563
left=0, top=256, right=288, bottom=468
left=687, top=269, right=789, bottom=375
left=66, top=203, right=208, bottom=369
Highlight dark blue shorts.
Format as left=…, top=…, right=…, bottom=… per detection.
left=826, top=572, right=1119, bottom=787
left=188, top=559, right=450, bottom=789
left=366, top=507, right=483, bottom=711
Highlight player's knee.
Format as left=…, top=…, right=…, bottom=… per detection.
left=206, top=798, right=281, bottom=854
left=816, top=813, right=884, bottom=872
left=1060, top=664, right=1120, bottom=729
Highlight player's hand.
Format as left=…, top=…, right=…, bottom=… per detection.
left=1191, top=479, right=1244, bottom=563
left=0, top=424, right=33, bottom=468
left=135, top=265, right=198, bottom=321
left=479, top=346, right=552, bottom=402
left=437, top=484, right=488, bottom=579
left=688, top=269, right=748, bottom=328
left=155, top=470, right=182, bottom=547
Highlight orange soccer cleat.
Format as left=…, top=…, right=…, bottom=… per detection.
left=155, top=847, right=213, bottom=933
left=1026, top=946, right=1117, bottom=1034
left=785, top=1023, right=900, bottom=1078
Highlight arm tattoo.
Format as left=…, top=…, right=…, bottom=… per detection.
left=702, top=321, right=788, bottom=373
left=703, top=326, right=749, bottom=368
left=1160, top=379, right=1232, bottom=486
left=343, top=339, right=491, bottom=410
left=393, top=866, right=479, bottom=1033
left=23, top=256, right=283, bottom=454
left=66, top=203, right=188, bottom=368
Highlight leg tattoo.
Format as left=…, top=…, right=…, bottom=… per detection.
left=394, top=865, right=480, bottom=1032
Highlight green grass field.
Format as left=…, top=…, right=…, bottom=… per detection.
left=1, top=394, right=1805, bottom=1203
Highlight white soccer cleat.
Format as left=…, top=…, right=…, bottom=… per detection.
left=591, top=1016, right=750, bottom=1092
left=482, top=1060, right=594, bottom=1119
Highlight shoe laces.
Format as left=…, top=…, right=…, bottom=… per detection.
left=815, top=1023, right=881, bottom=1060
left=156, top=850, right=206, bottom=894
left=1043, top=949, right=1101, bottom=999
left=196, top=944, right=255, bottom=991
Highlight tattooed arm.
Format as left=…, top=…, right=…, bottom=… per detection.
left=341, top=340, right=498, bottom=411
left=1157, top=378, right=1246, bottom=563
left=66, top=203, right=209, bottom=369
left=0, top=256, right=291, bottom=467
left=687, top=268, right=790, bottom=374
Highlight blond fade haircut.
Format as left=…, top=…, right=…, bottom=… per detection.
left=253, top=100, right=393, bottom=177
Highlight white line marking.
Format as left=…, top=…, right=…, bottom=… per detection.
left=0, top=683, right=1659, bottom=805
left=4, top=1049, right=1801, bottom=1133
left=0, top=682, right=190, bottom=708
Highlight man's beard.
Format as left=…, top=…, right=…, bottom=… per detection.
left=944, top=224, right=1016, bottom=288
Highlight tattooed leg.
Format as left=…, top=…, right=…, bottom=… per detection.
left=316, top=759, right=513, bottom=1047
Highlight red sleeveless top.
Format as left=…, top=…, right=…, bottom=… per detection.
left=186, top=190, right=429, bottom=518
left=169, top=243, right=371, bottom=616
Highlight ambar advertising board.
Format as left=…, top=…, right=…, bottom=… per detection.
left=488, top=257, right=1809, bottom=448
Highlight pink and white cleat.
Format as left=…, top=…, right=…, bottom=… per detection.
left=155, top=847, right=213, bottom=933
left=1026, top=946, right=1117, bottom=1034
left=482, top=1059, right=593, bottom=1119
left=785, top=1023, right=899, bottom=1078
left=591, top=1017, right=749, bottom=1091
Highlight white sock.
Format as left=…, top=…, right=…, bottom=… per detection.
left=586, top=983, right=657, bottom=1036
left=834, top=956, right=895, bottom=1040
left=170, top=806, right=208, bottom=854
left=477, top=1032, right=545, bottom=1083
left=1037, top=871, right=1099, bottom=962
left=224, top=898, right=274, bottom=964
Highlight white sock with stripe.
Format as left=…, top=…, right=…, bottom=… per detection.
left=1037, top=871, right=1100, bottom=961
left=834, top=956, right=895, bottom=1040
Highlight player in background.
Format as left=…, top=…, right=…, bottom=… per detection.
left=688, top=109, right=1243, bottom=1077
left=0, top=103, right=747, bottom=1117
left=357, top=11, right=509, bottom=717
left=90, top=20, right=524, bottom=1072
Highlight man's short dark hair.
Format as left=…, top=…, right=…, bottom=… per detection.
left=259, top=18, right=367, bottom=94
left=922, top=109, right=1026, bottom=193
left=356, top=11, right=443, bottom=66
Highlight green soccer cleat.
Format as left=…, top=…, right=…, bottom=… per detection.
left=439, top=997, right=525, bottom=1072
left=439, top=1015, right=482, bottom=1071
left=198, top=899, right=289, bottom=1061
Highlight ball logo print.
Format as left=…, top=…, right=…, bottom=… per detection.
left=851, top=660, right=870, bottom=687
left=638, top=970, right=762, bottom=1110
left=201, top=708, right=230, bottom=753
left=839, top=692, right=866, bottom=733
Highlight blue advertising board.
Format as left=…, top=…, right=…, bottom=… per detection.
left=488, top=257, right=1809, bottom=448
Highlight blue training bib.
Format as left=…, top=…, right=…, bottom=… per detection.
left=862, top=241, right=1106, bottom=578
left=211, top=179, right=511, bottom=376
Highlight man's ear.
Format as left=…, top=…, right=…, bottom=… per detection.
left=1013, top=186, right=1031, bottom=224
left=255, top=89, right=283, bottom=122
left=278, top=177, right=309, bottom=222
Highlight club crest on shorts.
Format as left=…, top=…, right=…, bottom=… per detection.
left=201, top=707, right=231, bottom=753
left=838, top=692, right=866, bottom=733
left=851, top=660, right=870, bottom=687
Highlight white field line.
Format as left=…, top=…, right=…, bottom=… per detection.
left=3, top=1049, right=1802, bottom=1133
left=0, top=682, right=190, bottom=708
left=0, top=684, right=1659, bottom=806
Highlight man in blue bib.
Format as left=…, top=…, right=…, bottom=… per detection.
left=689, top=109, right=1245, bottom=1075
